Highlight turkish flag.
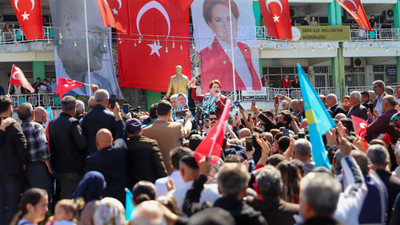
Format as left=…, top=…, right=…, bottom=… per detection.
left=10, top=0, right=43, bottom=40
left=194, top=100, right=231, bottom=165
left=336, top=0, right=372, bottom=31
left=352, top=115, right=368, bottom=138
left=54, top=78, right=84, bottom=98
left=96, top=0, right=130, bottom=33
left=259, top=0, right=292, bottom=40
left=117, top=0, right=192, bottom=92
left=9, top=65, right=35, bottom=93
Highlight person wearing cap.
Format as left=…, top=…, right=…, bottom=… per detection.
left=125, top=118, right=167, bottom=189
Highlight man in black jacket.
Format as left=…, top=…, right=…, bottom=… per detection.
left=367, top=144, right=400, bottom=221
left=85, top=103, right=127, bottom=203
left=0, top=96, right=28, bottom=225
left=81, top=89, right=119, bottom=155
left=125, top=118, right=167, bottom=189
left=326, top=94, right=346, bottom=118
left=246, top=166, right=299, bottom=225
left=49, top=96, right=87, bottom=198
left=182, top=159, right=267, bottom=225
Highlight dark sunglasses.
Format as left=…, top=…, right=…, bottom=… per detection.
left=209, top=117, right=217, bottom=121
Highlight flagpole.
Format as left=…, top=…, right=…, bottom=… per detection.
left=83, top=0, right=92, bottom=97
left=7, top=65, right=13, bottom=95
left=228, top=0, right=237, bottom=101
left=207, top=100, right=230, bottom=157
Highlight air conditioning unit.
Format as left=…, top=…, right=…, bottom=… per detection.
left=384, top=9, right=394, bottom=21
left=353, top=58, right=365, bottom=68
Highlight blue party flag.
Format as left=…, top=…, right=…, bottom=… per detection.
left=298, top=64, right=335, bottom=170
left=125, top=188, right=135, bottom=221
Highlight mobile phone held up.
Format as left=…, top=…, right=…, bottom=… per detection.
left=274, top=96, right=279, bottom=105
left=245, top=137, right=253, bottom=151
left=109, top=94, right=117, bottom=109
left=251, top=98, right=256, bottom=106
left=175, top=111, right=187, bottom=118
left=122, top=104, right=130, bottom=114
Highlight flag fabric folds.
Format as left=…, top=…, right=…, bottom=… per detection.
left=194, top=100, right=231, bottom=165
left=298, top=64, right=335, bottom=170
left=10, top=0, right=43, bottom=40
left=117, top=0, right=192, bottom=92
left=336, top=0, right=372, bottom=31
left=96, top=0, right=130, bottom=33
left=9, top=65, right=35, bottom=93
left=259, top=0, right=292, bottom=39
left=125, top=188, right=135, bottom=221
left=351, top=115, right=368, bottom=138
left=54, top=78, right=84, bottom=99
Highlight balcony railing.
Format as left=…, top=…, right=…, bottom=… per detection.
left=252, top=26, right=400, bottom=41
left=1, top=25, right=398, bottom=46
left=0, top=26, right=54, bottom=44
left=9, top=93, right=60, bottom=109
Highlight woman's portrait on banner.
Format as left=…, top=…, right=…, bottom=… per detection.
left=192, top=0, right=262, bottom=92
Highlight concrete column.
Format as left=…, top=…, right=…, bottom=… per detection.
left=146, top=90, right=161, bottom=111
left=328, top=1, right=344, bottom=98
left=394, top=2, right=400, bottom=83
left=32, top=61, right=45, bottom=81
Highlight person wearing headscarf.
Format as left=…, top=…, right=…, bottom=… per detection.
left=176, top=93, right=194, bottom=120
left=74, top=171, right=106, bottom=225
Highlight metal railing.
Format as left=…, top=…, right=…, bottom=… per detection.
left=9, top=93, right=60, bottom=109
left=1, top=25, right=397, bottom=46
left=253, top=26, right=399, bottom=41
left=349, top=28, right=400, bottom=41
left=0, top=26, right=54, bottom=44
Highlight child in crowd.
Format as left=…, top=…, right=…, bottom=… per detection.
left=46, top=199, right=80, bottom=225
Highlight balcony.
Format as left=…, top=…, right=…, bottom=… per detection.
left=9, top=93, right=60, bottom=110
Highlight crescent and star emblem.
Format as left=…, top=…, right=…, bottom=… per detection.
left=136, top=1, right=171, bottom=57
left=15, top=0, right=35, bottom=21
left=104, top=0, right=122, bottom=15
left=266, top=0, right=283, bottom=23
left=341, top=0, right=358, bottom=13
left=360, top=123, right=367, bottom=129
left=12, top=70, right=22, bottom=80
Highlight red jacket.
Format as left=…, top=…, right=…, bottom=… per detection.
left=199, top=37, right=261, bottom=93
left=281, top=78, right=291, bottom=88
left=191, top=88, right=227, bottom=118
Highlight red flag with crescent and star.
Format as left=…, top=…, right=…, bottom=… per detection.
left=9, top=65, right=35, bottom=93
left=54, top=78, right=84, bottom=99
left=117, top=0, right=192, bottom=92
left=96, top=0, right=130, bottom=33
left=10, top=0, right=43, bottom=40
left=351, top=115, right=369, bottom=150
left=259, top=0, right=292, bottom=40
left=194, top=100, right=231, bottom=165
left=336, top=0, right=372, bottom=31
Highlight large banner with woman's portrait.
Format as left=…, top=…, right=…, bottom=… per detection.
left=192, top=0, right=262, bottom=92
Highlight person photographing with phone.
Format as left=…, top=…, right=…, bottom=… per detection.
left=189, top=79, right=227, bottom=119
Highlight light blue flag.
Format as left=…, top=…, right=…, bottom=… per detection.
left=45, top=107, right=55, bottom=121
left=297, top=64, right=335, bottom=170
left=125, top=188, right=135, bottom=221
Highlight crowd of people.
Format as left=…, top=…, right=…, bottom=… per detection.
left=1, top=78, right=400, bottom=225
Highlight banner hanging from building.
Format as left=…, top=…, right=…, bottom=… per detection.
left=192, top=0, right=262, bottom=92
left=49, top=0, right=123, bottom=98
left=117, top=0, right=192, bottom=92
left=292, top=26, right=350, bottom=41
